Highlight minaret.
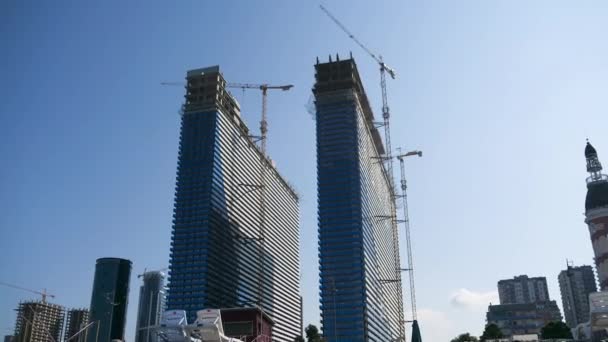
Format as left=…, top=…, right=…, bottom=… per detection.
left=584, top=141, right=608, bottom=290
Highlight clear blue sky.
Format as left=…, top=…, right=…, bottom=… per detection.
left=2, top=1, right=608, bottom=340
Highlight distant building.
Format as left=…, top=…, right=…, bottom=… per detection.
left=166, top=66, right=301, bottom=342
left=313, top=56, right=405, bottom=342
left=4, top=335, right=14, bottom=342
left=486, top=301, right=562, bottom=336
left=135, top=271, right=166, bottom=342
left=13, top=301, right=65, bottom=342
left=64, top=308, right=89, bottom=341
left=583, top=142, right=608, bottom=290
left=558, top=265, right=597, bottom=328
left=498, top=275, right=550, bottom=304
left=86, top=257, right=132, bottom=342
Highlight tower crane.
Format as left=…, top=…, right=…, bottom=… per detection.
left=0, top=281, right=55, bottom=303
left=396, top=151, right=422, bottom=320
left=320, top=4, right=397, bottom=185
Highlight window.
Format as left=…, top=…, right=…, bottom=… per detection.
left=223, top=321, right=253, bottom=336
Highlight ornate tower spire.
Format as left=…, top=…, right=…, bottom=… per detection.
left=586, top=140, right=607, bottom=183
left=583, top=141, right=608, bottom=291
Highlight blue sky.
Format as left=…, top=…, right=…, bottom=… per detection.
left=2, top=1, right=608, bottom=340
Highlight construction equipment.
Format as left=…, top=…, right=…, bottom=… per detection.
left=396, top=150, right=422, bottom=320
left=397, top=150, right=422, bottom=342
left=320, top=4, right=397, bottom=183
left=0, top=281, right=55, bottom=303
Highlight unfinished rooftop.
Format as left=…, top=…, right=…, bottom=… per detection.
left=313, top=54, right=386, bottom=156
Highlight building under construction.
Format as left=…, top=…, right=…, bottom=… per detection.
left=314, top=56, right=404, bottom=341
left=13, top=301, right=65, bottom=342
left=166, top=66, right=301, bottom=342
left=64, top=309, right=89, bottom=342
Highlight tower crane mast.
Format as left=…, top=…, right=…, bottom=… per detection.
left=226, top=82, right=293, bottom=308
left=397, top=151, right=422, bottom=322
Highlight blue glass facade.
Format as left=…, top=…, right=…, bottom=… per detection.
left=167, top=66, right=301, bottom=342
left=314, top=58, right=404, bottom=341
left=87, top=258, right=132, bottom=342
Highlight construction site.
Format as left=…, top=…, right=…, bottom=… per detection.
left=64, top=309, right=89, bottom=342
left=13, top=301, right=65, bottom=342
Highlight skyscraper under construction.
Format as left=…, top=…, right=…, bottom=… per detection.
left=64, top=309, right=89, bottom=342
left=13, top=301, right=65, bottom=342
left=313, top=56, right=404, bottom=341
left=135, top=271, right=165, bottom=342
left=166, top=66, right=301, bottom=342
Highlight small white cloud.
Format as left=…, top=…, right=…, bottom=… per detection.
left=450, top=288, right=498, bottom=310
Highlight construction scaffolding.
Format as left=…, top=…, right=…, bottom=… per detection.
left=14, top=301, right=65, bottom=342
left=64, top=309, right=89, bottom=342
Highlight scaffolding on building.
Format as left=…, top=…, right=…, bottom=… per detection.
left=14, top=301, right=65, bottom=342
left=64, top=309, right=89, bottom=342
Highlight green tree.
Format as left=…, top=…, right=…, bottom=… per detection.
left=305, top=324, right=322, bottom=342
left=540, top=321, right=573, bottom=339
left=480, top=324, right=504, bottom=341
left=293, top=336, right=305, bottom=342
left=451, top=332, right=479, bottom=342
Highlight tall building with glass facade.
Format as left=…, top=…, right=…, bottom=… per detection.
left=135, top=271, right=166, bottom=342
left=86, top=257, right=132, bottom=342
left=166, top=66, right=301, bottom=342
left=313, top=57, right=404, bottom=341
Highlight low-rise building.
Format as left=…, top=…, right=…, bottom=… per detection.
left=486, top=301, right=562, bottom=336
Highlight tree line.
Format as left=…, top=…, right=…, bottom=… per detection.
left=450, top=321, right=572, bottom=341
